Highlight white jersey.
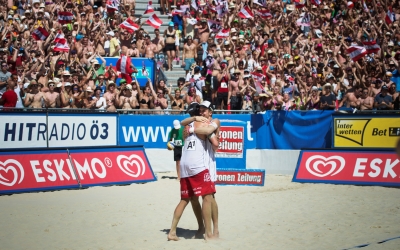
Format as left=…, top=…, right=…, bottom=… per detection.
left=180, top=122, right=208, bottom=178
left=204, top=121, right=218, bottom=182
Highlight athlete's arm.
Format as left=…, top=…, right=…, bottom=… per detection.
left=180, top=116, right=208, bottom=126
left=208, top=134, right=219, bottom=151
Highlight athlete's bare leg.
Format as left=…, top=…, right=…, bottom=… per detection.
left=202, top=194, right=216, bottom=240
left=168, top=198, right=190, bottom=241
left=175, top=160, right=181, bottom=181
left=211, top=194, right=219, bottom=238
left=190, top=196, right=204, bottom=239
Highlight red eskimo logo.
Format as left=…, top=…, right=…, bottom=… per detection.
left=305, top=155, right=345, bottom=177
left=0, top=159, right=24, bottom=186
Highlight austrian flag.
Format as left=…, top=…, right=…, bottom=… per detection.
left=57, top=11, right=73, bottom=24
left=106, top=0, right=120, bottom=12
left=238, top=6, right=254, bottom=19
left=255, top=10, right=272, bottom=18
left=32, top=27, right=49, bottom=41
left=146, top=14, right=163, bottom=29
left=117, top=55, right=134, bottom=75
left=54, top=32, right=66, bottom=44
left=54, top=42, right=70, bottom=52
left=347, top=46, right=367, bottom=61
left=215, top=28, right=230, bottom=39
left=144, top=1, right=154, bottom=14
left=119, top=18, right=139, bottom=33
left=363, top=41, right=380, bottom=54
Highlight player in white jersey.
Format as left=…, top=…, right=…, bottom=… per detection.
left=180, top=101, right=221, bottom=238
left=168, top=103, right=219, bottom=241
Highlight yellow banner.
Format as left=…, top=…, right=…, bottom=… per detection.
left=333, top=117, right=400, bottom=148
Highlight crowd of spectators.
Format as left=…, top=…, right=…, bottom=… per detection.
left=0, top=0, right=399, bottom=113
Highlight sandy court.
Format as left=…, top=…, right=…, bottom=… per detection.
left=1, top=173, right=400, bottom=250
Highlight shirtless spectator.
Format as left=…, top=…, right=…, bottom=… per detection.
left=144, top=35, right=159, bottom=59
left=340, top=86, right=362, bottom=110
left=359, top=88, right=374, bottom=111
left=44, top=80, right=60, bottom=108
left=24, top=80, right=44, bottom=108
left=149, top=78, right=168, bottom=114
left=103, top=82, right=119, bottom=112
left=118, top=84, right=137, bottom=111
left=182, top=36, right=197, bottom=75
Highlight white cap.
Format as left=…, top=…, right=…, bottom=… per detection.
left=173, top=120, right=181, bottom=129
left=106, top=31, right=115, bottom=36
left=64, top=82, right=71, bottom=86
left=199, top=100, right=213, bottom=111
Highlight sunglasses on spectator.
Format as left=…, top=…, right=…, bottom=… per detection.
left=17, top=69, right=24, bottom=72
left=2, top=64, right=7, bottom=67
left=49, top=84, right=55, bottom=87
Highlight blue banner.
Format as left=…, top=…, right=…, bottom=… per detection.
left=96, top=57, right=155, bottom=87
left=257, top=111, right=334, bottom=149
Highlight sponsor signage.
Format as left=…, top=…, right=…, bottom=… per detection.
left=0, top=150, right=79, bottom=193
left=333, top=116, right=400, bottom=148
left=68, top=148, right=156, bottom=187
left=216, top=169, right=265, bottom=186
left=215, top=126, right=244, bottom=158
left=293, top=150, right=400, bottom=186
left=0, top=147, right=156, bottom=194
left=0, top=113, right=117, bottom=149
left=47, top=114, right=117, bottom=147
left=119, top=114, right=256, bottom=150
left=0, top=114, right=48, bottom=149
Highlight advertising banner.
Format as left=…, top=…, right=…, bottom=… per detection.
left=216, top=169, right=265, bottom=186
left=0, top=113, right=48, bottom=149
left=97, top=57, right=155, bottom=87
left=0, top=150, right=80, bottom=194
left=118, top=114, right=256, bottom=150
left=293, top=150, right=400, bottom=186
left=333, top=115, right=400, bottom=148
left=68, top=147, right=156, bottom=187
left=47, top=113, right=117, bottom=148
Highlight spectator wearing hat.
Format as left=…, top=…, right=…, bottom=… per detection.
left=164, top=22, right=177, bottom=71
left=43, top=80, right=60, bottom=108
left=386, top=60, right=400, bottom=92
left=227, top=69, right=243, bottom=111
left=23, top=80, right=44, bottom=108
left=306, top=86, right=320, bottom=110
left=106, top=31, right=120, bottom=57
left=103, top=81, right=119, bottom=112
left=374, top=85, right=393, bottom=110
left=118, top=83, right=138, bottom=111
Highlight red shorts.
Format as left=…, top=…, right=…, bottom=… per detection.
left=120, top=73, right=132, bottom=84
left=180, top=169, right=216, bottom=199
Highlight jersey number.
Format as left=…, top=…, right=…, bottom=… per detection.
left=186, top=140, right=196, bottom=150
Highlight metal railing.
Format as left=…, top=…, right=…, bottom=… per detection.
left=0, top=107, right=398, bottom=115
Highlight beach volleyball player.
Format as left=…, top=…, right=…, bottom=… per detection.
left=181, top=101, right=221, bottom=238
left=167, top=103, right=219, bottom=241
left=167, top=120, right=184, bottom=180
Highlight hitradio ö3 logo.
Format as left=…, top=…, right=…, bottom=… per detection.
left=305, top=155, right=345, bottom=177
left=116, top=154, right=146, bottom=178
left=0, top=159, right=24, bottom=186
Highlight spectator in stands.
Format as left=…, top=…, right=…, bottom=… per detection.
left=374, top=85, right=393, bottom=110
left=168, top=84, right=184, bottom=114
left=0, top=80, right=17, bottom=108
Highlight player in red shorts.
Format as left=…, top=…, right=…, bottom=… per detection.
left=167, top=103, right=219, bottom=241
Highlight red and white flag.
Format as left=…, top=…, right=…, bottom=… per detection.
left=54, top=32, right=66, bottom=44
left=347, top=46, right=367, bottom=61
left=254, top=80, right=266, bottom=94
left=347, top=1, right=354, bottom=9
left=57, top=11, right=73, bottom=24
left=144, top=1, right=154, bottom=14
left=255, top=9, right=272, bottom=19
left=32, top=27, right=49, bottom=41
left=106, top=0, right=119, bottom=12
left=215, top=28, right=230, bottom=39
left=251, top=72, right=265, bottom=82
left=191, top=0, right=198, bottom=10
left=386, top=7, right=395, bottom=24
left=208, top=19, right=222, bottom=33
left=117, top=55, right=133, bottom=75
left=311, top=0, right=321, bottom=5
left=54, top=42, right=70, bottom=52
left=238, top=6, right=254, bottom=19
left=119, top=18, right=139, bottom=33
left=294, top=0, right=306, bottom=8
left=361, top=0, right=368, bottom=12
left=169, top=9, right=185, bottom=16
left=253, top=0, right=267, bottom=7
left=146, top=14, right=163, bottom=29
left=187, top=18, right=197, bottom=25
left=363, top=41, right=381, bottom=54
